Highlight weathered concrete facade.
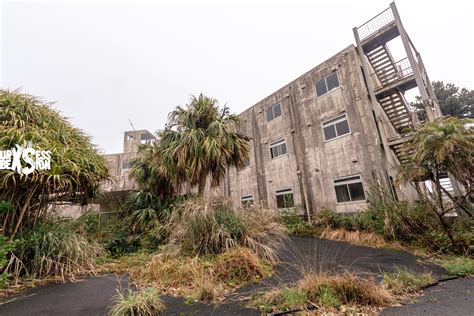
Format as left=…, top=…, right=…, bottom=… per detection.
left=103, top=130, right=155, bottom=192
left=216, top=45, right=393, bottom=214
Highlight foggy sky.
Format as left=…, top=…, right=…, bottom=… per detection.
left=2, top=0, right=473, bottom=153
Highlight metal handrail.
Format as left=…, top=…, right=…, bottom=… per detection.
left=370, top=57, right=413, bottom=90
left=357, top=7, right=395, bottom=41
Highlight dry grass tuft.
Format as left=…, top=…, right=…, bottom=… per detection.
left=108, top=287, right=165, bottom=316
left=382, top=267, right=434, bottom=295
left=300, top=272, right=393, bottom=307
left=320, top=228, right=387, bottom=248
left=165, top=198, right=287, bottom=262
left=212, top=246, right=269, bottom=284
left=251, top=271, right=393, bottom=313
left=134, top=246, right=271, bottom=301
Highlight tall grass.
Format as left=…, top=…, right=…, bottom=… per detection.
left=8, top=220, right=105, bottom=282
left=164, top=198, right=286, bottom=262
left=109, top=287, right=165, bottom=316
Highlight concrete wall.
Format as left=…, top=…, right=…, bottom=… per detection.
left=216, top=45, right=396, bottom=214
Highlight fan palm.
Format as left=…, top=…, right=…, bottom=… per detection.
left=132, top=94, right=249, bottom=197
left=0, top=90, right=109, bottom=240
left=165, top=94, right=249, bottom=196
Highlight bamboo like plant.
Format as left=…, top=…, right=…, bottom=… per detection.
left=0, top=90, right=109, bottom=240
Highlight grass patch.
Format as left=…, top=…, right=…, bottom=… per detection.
left=441, top=257, right=474, bottom=277
left=109, top=287, right=165, bottom=316
left=320, top=228, right=388, bottom=248
left=382, top=267, right=434, bottom=295
left=133, top=246, right=272, bottom=301
left=279, top=210, right=320, bottom=236
left=250, top=272, right=393, bottom=313
left=165, top=198, right=287, bottom=262
left=7, top=221, right=105, bottom=283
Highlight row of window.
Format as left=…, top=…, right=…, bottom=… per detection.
left=252, top=114, right=349, bottom=164
left=265, top=71, right=340, bottom=123
left=240, top=175, right=366, bottom=207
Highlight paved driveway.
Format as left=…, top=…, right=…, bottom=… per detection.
left=1, top=236, right=471, bottom=316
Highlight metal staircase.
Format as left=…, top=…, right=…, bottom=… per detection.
left=353, top=2, right=441, bottom=163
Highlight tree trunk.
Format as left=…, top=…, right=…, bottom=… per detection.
left=197, top=171, right=207, bottom=197
left=9, top=187, right=37, bottom=241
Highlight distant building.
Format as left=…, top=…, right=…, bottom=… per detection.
left=103, top=130, right=156, bottom=192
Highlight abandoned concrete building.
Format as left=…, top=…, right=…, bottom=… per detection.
left=101, top=3, right=443, bottom=216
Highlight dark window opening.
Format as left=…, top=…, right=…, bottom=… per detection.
left=315, top=71, right=340, bottom=97
left=334, top=175, right=366, bottom=203
left=266, top=103, right=282, bottom=122
left=276, top=189, right=294, bottom=209
left=322, top=114, right=350, bottom=141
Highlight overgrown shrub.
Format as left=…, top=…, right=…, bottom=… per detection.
left=9, top=220, right=105, bottom=281
left=109, top=287, right=165, bottom=316
left=279, top=209, right=318, bottom=235
left=165, top=198, right=286, bottom=262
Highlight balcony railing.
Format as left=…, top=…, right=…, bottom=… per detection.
left=357, top=7, right=395, bottom=41
left=370, top=57, right=413, bottom=90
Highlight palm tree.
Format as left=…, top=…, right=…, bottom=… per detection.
left=166, top=94, right=249, bottom=196
left=0, top=90, right=109, bottom=240
left=398, top=116, right=473, bottom=249
left=133, top=94, right=249, bottom=197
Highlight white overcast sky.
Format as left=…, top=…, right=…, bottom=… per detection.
left=2, top=0, right=473, bottom=153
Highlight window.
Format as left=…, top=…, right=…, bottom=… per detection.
left=266, top=103, right=282, bottom=122
left=322, top=114, right=350, bottom=141
left=240, top=195, right=254, bottom=207
left=333, top=175, right=366, bottom=203
left=122, top=160, right=131, bottom=170
left=126, top=134, right=134, bottom=141
left=315, top=72, right=340, bottom=97
left=276, top=188, right=294, bottom=209
left=270, top=139, right=287, bottom=159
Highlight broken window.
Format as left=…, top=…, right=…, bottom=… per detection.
left=322, top=114, right=350, bottom=141
left=276, top=188, right=294, bottom=209
left=334, top=175, right=366, bottom=203
left=315, top=71, right=340, bottom=97
left=266, top=103, right=282, bottom=122
left=270, top=139, right=287, bottom=159
left=240, top=195, right=254, bottom=207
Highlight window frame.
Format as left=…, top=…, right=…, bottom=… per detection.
left=315, top=71, right=340, bottom=98
left=266, top=103, right=282, bottom=122
left=275, top=188, right=295, bottom=209
left=122, top=160, right=131, bottom=170
left=269, top=139, right=288, bottom=159
left=333, top=175, right=366, bottom=204
left=240, top=195, right=254, bottom=207
left=322, top=113, right=351, bottom=142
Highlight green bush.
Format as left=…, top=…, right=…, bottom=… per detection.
left=0, top=235, right=16, bottom=288
left=279, top=209, right=318, bottom=235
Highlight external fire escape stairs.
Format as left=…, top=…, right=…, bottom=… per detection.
left=353, top=2, right=442, bottom=164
